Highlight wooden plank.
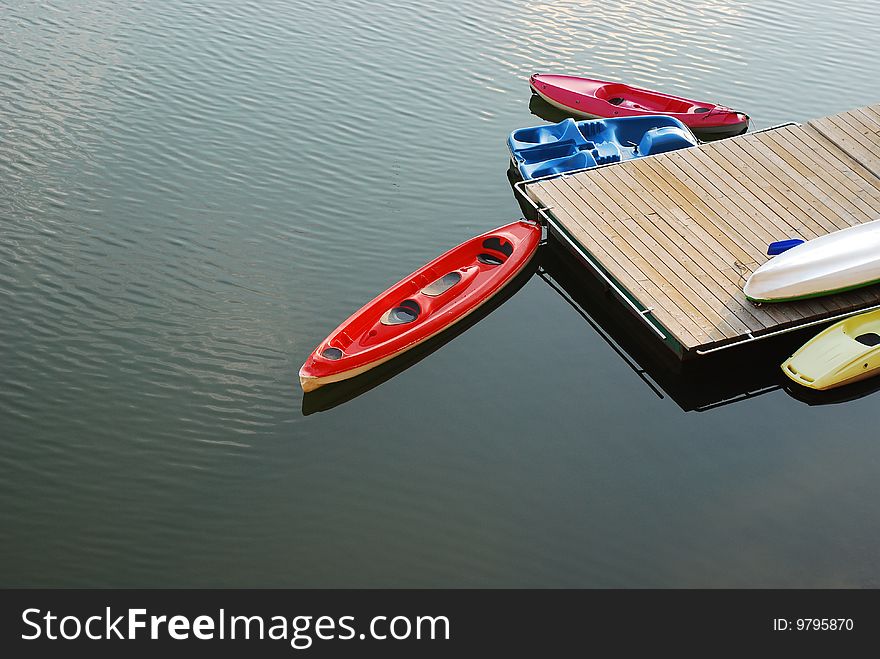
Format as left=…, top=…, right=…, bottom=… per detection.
left=642, top=154, right=766, bottom=265
left=644, top=152, right=818, bottom=323
left=596, top=167, right=764, bottom=338
left=683, top=143, right=839, bottom=318
left=691, top=142, right=824, bottom=242
left=606, top=160, right=779, bottom=329
left=611, top=159, right=750, bottom=272
left=792, top=124, right=880, bottom=200
left=732, top=134, right=846, bottom=232
left=764, top=128, right=880, bottom=220
left=832, top=114, right=880, bottom=167
left=533, top=179, right=707, bottom=345
left=810, top=115, right=880, bottom=177
left=722, top=135, right=877, bottom=309
left=830, top=112, right=880, bottom=160
left=757, top=127, right=880, bottom=319
left=860, top=105, right=880, bottom=128
left=629, top=157, right=795, bottom=328
left=748, top=132, right=861, bottom=228
left=660, top=150, right=786, bottom=261
left=792, top=122, right=880, bottom=206
left=710, top=138, right=836, bottom=238
left=586, top=165, right=765, bottom=333
left=843, top=108, right=880, bottom=143
left=547, top=185, right=711, bottom=346
left=778, top=121, right=880, bottom=314
left=557, top=176, right=732, bottom=341
left=725, top=132, right=873, bottom=312
left=702, top=137, right=857, bottom=315
left=846, top=109, right=880, bottom=159
left=658, top=149, right=824, bottom=322
left=647, top=154, right=790, bottom=310
left=606, top=154, right=801, bottom=319
left=796, top=124, right=880, bottom=196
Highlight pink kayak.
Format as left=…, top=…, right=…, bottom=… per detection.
left=530, top=73, right=749, bottom=137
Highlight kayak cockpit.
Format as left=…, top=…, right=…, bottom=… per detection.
left=381, top=299, right=421, bottom=325
left=320, top=347, right=343, bottom=360
left=420, top=271, right=462, bottom=297
left=855, top=332, right=880, bottom=347
left=595, top=83, right=695, bottom=113
left=364, top=237, right=516, bottom=338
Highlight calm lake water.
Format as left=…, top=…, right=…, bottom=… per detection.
left=2, top=0, right=879, bottom=587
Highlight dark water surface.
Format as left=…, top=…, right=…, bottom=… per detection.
left=2, top=0, right=879, bottom=586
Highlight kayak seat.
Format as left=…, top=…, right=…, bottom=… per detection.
left=483, top=236, right=513, bottom=257
left=479, top=236, right=513, bottom=264
left=595, top=83, right=630, bottom=101
left=421, top=271, right=462, bottom=297
left=381, top=299, right=421, bottom=326
left=520, top=150, right=598, bottom=180
left=477, top=253, right=505, bottom=266
left=855, top=332, right=880, bottom=347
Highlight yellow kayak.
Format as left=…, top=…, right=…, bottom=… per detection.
left=782, top=309, right=880, bottom=390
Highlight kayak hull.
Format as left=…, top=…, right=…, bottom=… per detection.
left=782, top=308, right=880, bottom=390
left=530, top=73, right=749, bottom=137
left=744, top=219, right=880, bottom=303
left=299, top=221, right=542, bottom=392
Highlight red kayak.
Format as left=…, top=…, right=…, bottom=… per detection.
left=299, top=221, right=541, bottom=392
left=530, top=73, right=749, bottom=137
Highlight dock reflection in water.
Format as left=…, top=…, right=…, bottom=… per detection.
left=539, top=240, right=843, bottom=412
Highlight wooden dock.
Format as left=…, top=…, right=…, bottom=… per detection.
left=517, top=103, right=880, bottom=358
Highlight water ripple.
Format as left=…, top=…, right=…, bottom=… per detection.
left=1, top=0, right=879, bottom=586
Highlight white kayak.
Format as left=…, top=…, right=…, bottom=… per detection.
left=744, top=219, right=880, bottom=303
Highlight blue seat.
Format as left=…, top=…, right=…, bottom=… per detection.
left=508, top=118, right=587, bottom=153
left=637, top=126, right=698, bottom=156
left=514, top=140, right=581, bottom=165
left=577, top=119, right=609, bottom=140
left=520, top=151, right=598, bottom=180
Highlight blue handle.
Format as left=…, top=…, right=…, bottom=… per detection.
left=767, top=239, right=804, bottom=256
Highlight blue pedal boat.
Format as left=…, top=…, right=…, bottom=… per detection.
left=507, top=115, right=698, bottom=180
